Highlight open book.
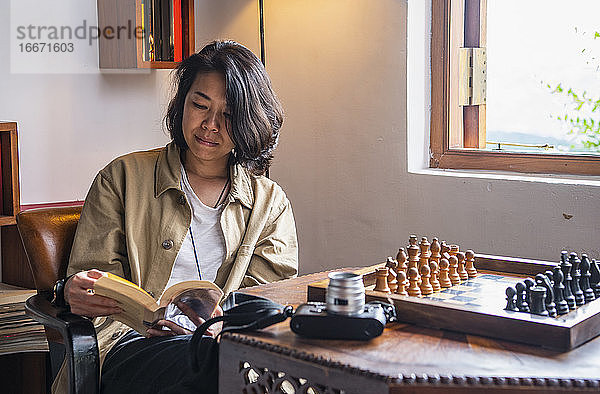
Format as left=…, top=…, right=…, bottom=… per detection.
left=93, top=273, right=223, bottom=335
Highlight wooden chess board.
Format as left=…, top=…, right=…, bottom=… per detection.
left=307, top=254, right=600, bottom=351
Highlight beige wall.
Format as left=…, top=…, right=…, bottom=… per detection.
left=262, top=0, right=599, bottom=274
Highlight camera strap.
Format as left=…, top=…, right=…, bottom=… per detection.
left=189, top=292, right=294, bottom=371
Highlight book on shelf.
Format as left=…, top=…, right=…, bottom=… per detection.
left=0, top=284, right=48, bottom=355
left=93, top=273, right=223, bottom=335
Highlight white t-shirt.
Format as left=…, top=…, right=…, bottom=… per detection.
left=164, top=166, right=227, bottom=290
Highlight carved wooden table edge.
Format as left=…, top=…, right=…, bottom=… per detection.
left=224, top=331, right=396, bottom=383
left=222, top=331, right=600, bottom=391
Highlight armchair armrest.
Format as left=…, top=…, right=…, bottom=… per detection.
left=26, top=292, right=99, bottom=394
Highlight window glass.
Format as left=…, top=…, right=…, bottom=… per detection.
left=486, top=0, right=600, bottom=154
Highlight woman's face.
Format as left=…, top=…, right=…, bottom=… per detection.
left=182, top=72, right=235, bottom=167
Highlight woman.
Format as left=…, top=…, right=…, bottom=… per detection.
left=55, top=40, right=298, bottom=393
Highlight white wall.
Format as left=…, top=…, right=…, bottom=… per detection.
left=2, top=0, right=598, bottom=277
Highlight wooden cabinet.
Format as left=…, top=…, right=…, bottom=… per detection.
left=97, top=0, right=195, bottom=69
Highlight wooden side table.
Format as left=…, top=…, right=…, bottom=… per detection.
left=219, top=270, right=600, bottom=393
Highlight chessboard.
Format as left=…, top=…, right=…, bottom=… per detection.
left=307, top=237, right=600, bottom=351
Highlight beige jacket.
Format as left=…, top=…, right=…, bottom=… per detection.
left=53, top=142, right=298, bottom=392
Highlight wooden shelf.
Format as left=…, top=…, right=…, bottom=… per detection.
left=97, top=0, right=195, bottom=69
left=0, top=216, right=16, bottom=226
left=0, top=122, right=20, bottom=225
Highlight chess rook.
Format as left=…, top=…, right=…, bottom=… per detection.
left=530, top=286, right=549, bottom=316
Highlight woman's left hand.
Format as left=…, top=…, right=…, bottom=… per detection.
left=146, top=305, right=224, bottom=338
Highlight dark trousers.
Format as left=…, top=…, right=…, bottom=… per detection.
left=101, top=330, right=218, bottom=394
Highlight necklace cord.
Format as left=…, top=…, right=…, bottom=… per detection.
left=181, top=167, right=230, bottom=280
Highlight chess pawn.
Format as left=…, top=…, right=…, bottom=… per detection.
left=580, top=254, right=595, bottom=303
left=505, top=286, right=518, bottom=311
left=396, top=270, right=408, bottom=296
left=448, top=255, right=461, bottom=285
left=590, top=259, right=600, bottom=298
left=438, top=258, right=452, bottom=288
left=374, top=267, right=391, bottom=293
left=552, top=267, right=569, bottom=315
left=407, top=267, right=422, bottom=297
left=560, top=257, right=576, bottom=310
left=523, top=278, right=535, bottom=307
left=465, top=250, right=477, bottom=278
left=419, top=264, right=434, bottom=295
left=430, top=237, right=441, bottom=264
left=515, top=282, right=530, bottom=312
left=441, top=241, right=451, bottom=260
left=429, top=260, right=442, bottom=292
left=535, top=273, right=557, bottom=317
left=386, top=261, right=399, bottom=293
left=396, top=248, right=408, bottom=271
left=569, top=253, right=585, bottom=306
left=457, top=252, right=469, bottom=281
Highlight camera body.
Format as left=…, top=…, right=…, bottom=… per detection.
left=290, top=301, right=394, bottom=340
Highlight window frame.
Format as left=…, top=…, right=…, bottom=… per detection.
left=430, top=0, right=600, bottom=176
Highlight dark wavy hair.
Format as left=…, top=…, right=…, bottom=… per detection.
left=165, top=40, right=284, bottom=175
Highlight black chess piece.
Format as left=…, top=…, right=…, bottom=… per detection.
left=505, top=287, right=518, bottom=311
left=515, top=282, right=529, bottom=312
left=523, top=278, right=535, bottom=307
left=530, top=286, right=549, bottom=316
left=569, top=253, right=585, bottom=306
left=545, top=270, right=554, bottom=287
left=535, top=273, right=557, bottom=317
left=561, top=256, right=576, bottom=310
left=580, top=254, right=596, bottom=303
left=590, top=259, right=600, bottom=298
left=553, top=267, right=569, bottom=315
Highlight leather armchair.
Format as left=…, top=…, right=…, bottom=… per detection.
left=17, top=206, right=100, bottom=394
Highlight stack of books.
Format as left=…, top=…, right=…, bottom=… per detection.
left=0, top=284, right=48, bottom=355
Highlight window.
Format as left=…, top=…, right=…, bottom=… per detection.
left=430, top=0, right=600, bottom=175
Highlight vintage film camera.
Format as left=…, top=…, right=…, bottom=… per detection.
left=291, top=272, right=396, bottom=340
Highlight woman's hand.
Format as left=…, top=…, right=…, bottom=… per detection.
left=146, top=304, right=224, bottom=338
left=64, top=269, right=122, bottom=318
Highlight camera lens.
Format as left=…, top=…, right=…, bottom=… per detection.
left=326, top=272, right=365, bottom=315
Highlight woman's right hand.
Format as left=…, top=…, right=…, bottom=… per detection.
left=64, top=269, right=122, bottom=318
